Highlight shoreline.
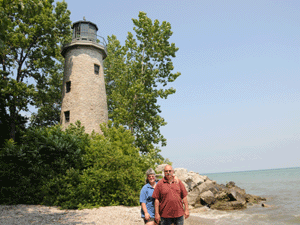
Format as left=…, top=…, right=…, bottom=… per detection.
left=0, top=204, right=215, bottom=225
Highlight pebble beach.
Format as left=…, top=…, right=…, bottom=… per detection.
left=0, top=205, right=213, bottom=225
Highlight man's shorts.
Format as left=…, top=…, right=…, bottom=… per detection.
left=160, top=216, right=184, bottom=225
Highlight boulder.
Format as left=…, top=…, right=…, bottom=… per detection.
left=245, top=194, right=266, bottom=203
left=210, top=201, right=247, bottom=210
left=187, top=186, right=201, bottom=206
left=215, top=191, right=230, bottom=202
left=174, top=168, right=189, bottom=181
left=185, top=171, right=205, bottom=190
left=197, top=180, right=216, bottom=193
left=228, top=189, right=246, bottom=203
left=156, top=164, right=169, bottom=173
left=182, top=181, right=189, bottom=192
left=155, top=165, right=267, bottom=211
left=261, top=203, right=272, bottom=208
left=200, top=190, right=215, bottom=205
left=229, top=185, right=246, bottom=195
left=187, top=171, right=208, bottom=182
left=226, top=181, right=236, bottom=188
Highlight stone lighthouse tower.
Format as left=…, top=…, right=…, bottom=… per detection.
left=61, top=20, right=108, bottom=134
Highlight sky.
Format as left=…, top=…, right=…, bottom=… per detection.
left=58, top=0, right=300, bottom=174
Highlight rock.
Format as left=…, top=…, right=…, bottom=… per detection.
left=215, top=191, right=230, bottom=202
left=185, top=171, right=205, bottom=190
left=228, top=188, right=246, bottom=203
left=210, top=201, right=246, bottom=210
left=174, top=169, right=207, bottom=190
left=155, top=164, right=266, bottom=211
left=188, top=205, right=195, bottom=210
left=261, top=203, right=272, bottom=208
left=187, top=186, right=201, bottom=206
left=187, top=171, right=207, bottom=183
left=197, top=180, right=216, bottom=193
left=200, top=190, right=215, bottom=205
left=190, top=206, right=209, bottom=213
left=182, top=181, right=189, bottom=192
left=194, top=203, right=203, bottom=208
left=245, top=194, right=266, bottom=204
left=209, top=183, right=222, bottom=195
left=174, top=168, right=189, bottom=181
left=230, top=185, right=246, bottom=195
left=226, top=181, right=236, bottom=188
left=156, top=164, right=169, bottom=173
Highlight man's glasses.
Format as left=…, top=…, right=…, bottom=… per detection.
left=164, top=170, right=172, bottom=173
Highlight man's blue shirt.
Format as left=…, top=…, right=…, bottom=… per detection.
left=139, top=182, right=157, bottom=218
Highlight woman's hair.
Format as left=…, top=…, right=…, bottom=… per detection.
left=145, top=168, right=156, bottom=184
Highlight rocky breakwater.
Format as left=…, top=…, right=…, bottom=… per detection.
left=156, top=165, right=266, bottom=211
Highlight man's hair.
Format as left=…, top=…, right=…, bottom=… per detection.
left=145, top=168, right=156, bottom=184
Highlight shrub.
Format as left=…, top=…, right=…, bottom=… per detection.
left=42, top=122, right=147, bottom=209
left=0, top=124, right=87, bottom=204
left=0, top=121, right=165, bottom=209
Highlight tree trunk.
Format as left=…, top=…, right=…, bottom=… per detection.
left=9, top=104, right=16, bottom=141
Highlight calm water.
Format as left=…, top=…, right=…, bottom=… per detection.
left=191, top=167, right=300, bottom=224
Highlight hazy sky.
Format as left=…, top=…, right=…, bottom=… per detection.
left=59, top=0, right=300, bottom=173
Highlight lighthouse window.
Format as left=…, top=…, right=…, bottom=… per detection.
left=64, top=111, right=70, bottom=122
left=66, top=81, right=71, bottom=93
left=94, top=64, right=100, bottom=75
left=81, top=23, right=89, bottom=40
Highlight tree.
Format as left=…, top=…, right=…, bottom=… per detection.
left=29, top=60, right=64, bottom=128
left=0, top=121, right=148, bottom=208
left=0, top=122, right=89, bottom=204
left=0, top=0, right=71, bottom=141
left=104, top=11, right=181, bottom=153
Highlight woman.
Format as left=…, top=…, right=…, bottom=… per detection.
left=140, top=168, right=157, bottom=225
left=140, top=168, right=179, bottom=225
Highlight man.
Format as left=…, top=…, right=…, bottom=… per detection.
left=152, top=165, right=189, bottom=225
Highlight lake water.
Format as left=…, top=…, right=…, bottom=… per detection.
left=190, top=167, right=300, bottom=224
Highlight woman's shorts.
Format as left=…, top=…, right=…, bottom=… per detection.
left=143, top=217, right=155, bottom=223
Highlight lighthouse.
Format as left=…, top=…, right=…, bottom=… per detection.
left=61, top=19, right=108, bottom=134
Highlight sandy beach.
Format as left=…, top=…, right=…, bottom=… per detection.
left=0, top=205, right=213, bottom=225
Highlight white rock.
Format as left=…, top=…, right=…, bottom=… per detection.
left=187, top=186, right=201, bottom=206
left=155, top=164, right=169, bottom=172
left=200, top=190, right=215, bottom=205
left=182, top=181, right=189, bottom=192
left=174, top=168, right=189, bottom=181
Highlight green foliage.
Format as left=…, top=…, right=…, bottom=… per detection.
left=0, top=9, right=179, bottom=209
left=30, top=60, right=64, bottom=128
left=141, top=147, right=173, bottom=170
left=105, top=11, right=181, bottom=153
left=1, top=122, right=149, bottom=209
left=0, top=0, right=72, bottom=140
left=0, top=124, right=87, bottom=204
left=41, top=122, right=147, bottom=209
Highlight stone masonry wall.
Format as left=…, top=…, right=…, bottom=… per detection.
left=61, top=44, right=108, bottom=134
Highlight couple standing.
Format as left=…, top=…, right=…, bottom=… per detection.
left=140, top=165, right=190, bottom=225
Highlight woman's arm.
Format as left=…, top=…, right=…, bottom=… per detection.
left=141, top=202, right=150, bottom=220
left=173, top=175, right=180, bottom=184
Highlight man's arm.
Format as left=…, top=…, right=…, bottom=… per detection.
left=154, top=199, right=160, bottom=223
left=182, top=196, right=190, bottom=219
